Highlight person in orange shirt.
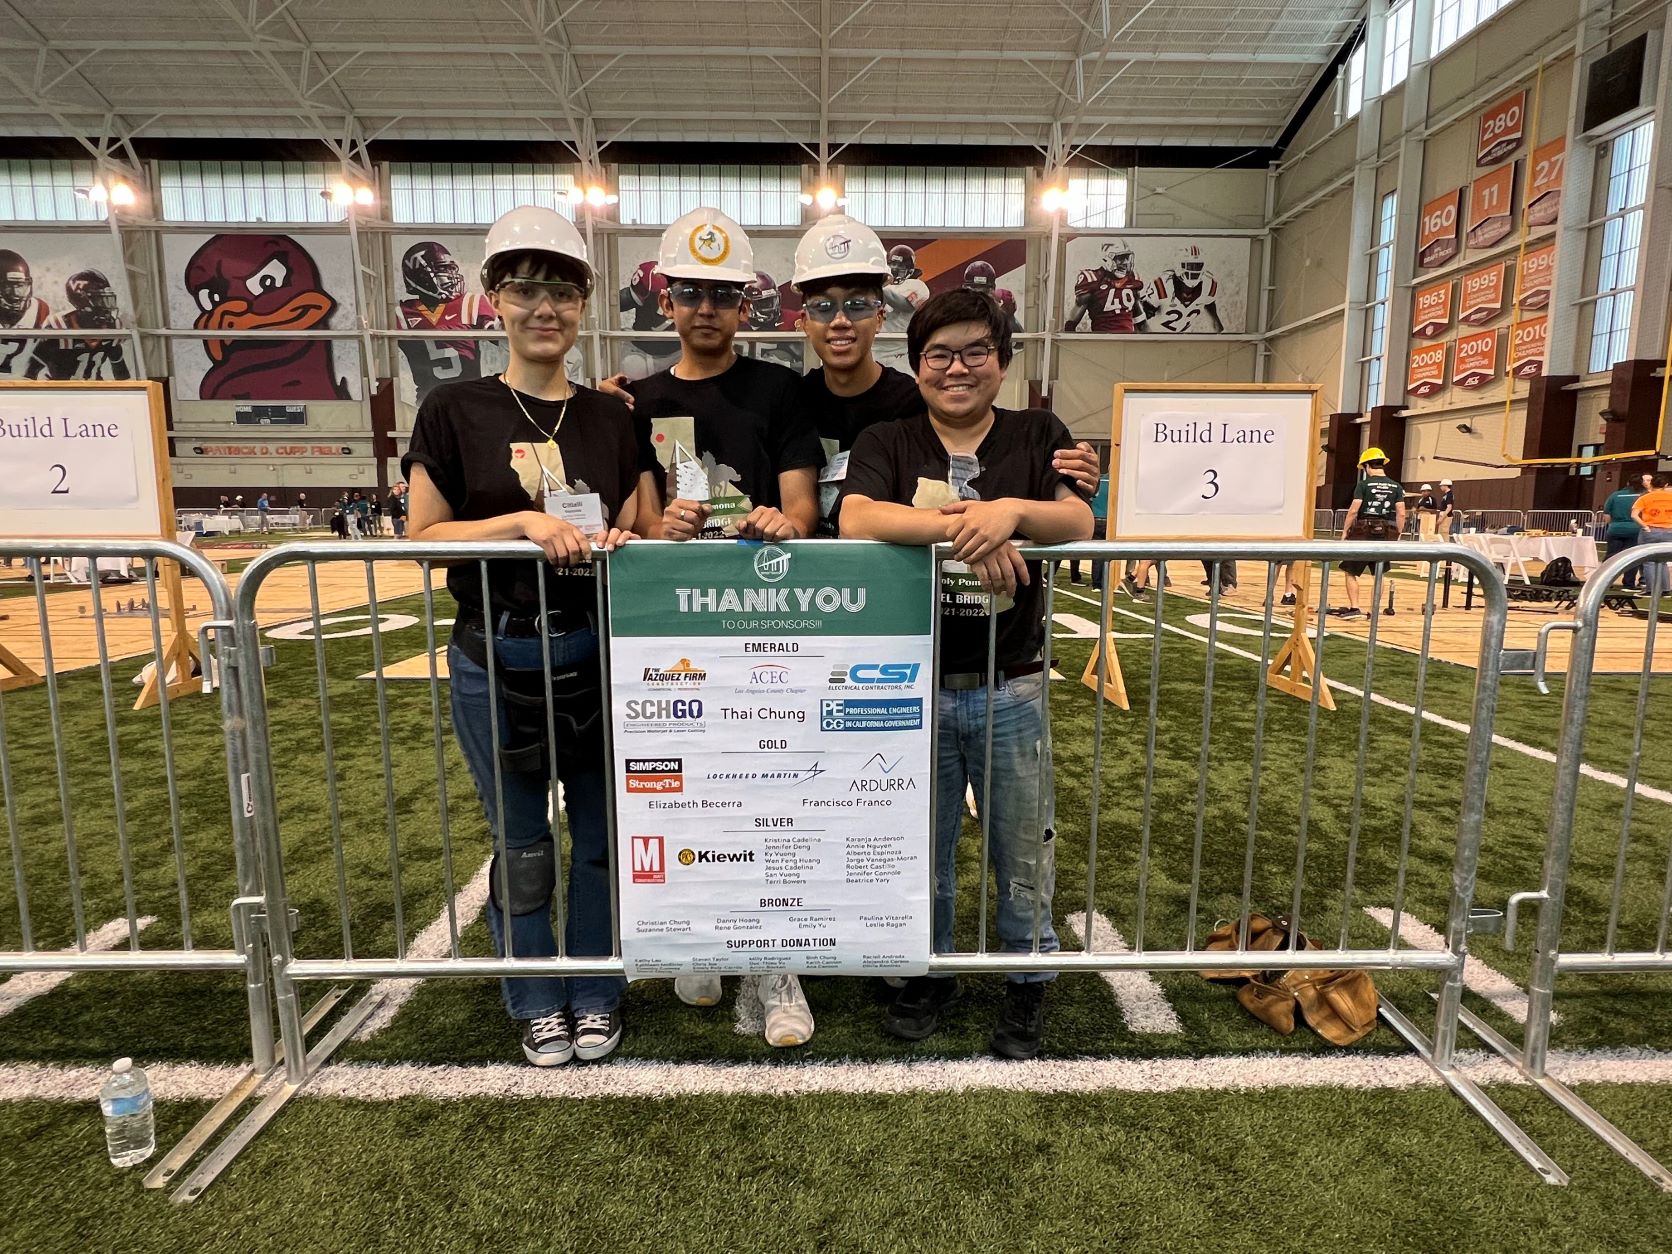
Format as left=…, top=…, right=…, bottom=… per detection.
left=1630, top=474, right=1672, bottom=596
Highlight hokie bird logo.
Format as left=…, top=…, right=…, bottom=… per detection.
left=185, top=234, right=350, bottom=400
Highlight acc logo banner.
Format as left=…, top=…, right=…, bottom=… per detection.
left=1453, top=328, right=1501, bottom=390
left=1408, top=342, right=1447, bottom=398
left=631, top=836, right=665, bottom=884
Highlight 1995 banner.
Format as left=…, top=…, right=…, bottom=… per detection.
left=608, top=540, right=936, bottom=979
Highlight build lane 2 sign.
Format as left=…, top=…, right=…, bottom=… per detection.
left=608, top=540, right=935, bottom=980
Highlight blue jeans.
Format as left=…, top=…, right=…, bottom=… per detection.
left=1605, top=532, right=1642, bottom=590
left=448, top=630, right=623, bottom=1020
left=933, top=672, right=1059, bottom=983
left=1642, top=529, right=1672, bottom=597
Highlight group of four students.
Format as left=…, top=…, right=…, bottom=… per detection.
left=401, top=204, right=1099, bottom=1068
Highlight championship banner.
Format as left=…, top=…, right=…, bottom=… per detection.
left=609, top=541, right=935, bottom=980
left=1519, top=241, right=1557, bottom=310
left=1453, top=329, right=1501, bottom=389
left=1510, top=317, right=1549, bottom=379
left=1418, top=190, right=1462, bottom=269
left=1466, top=164, right=1516, bottom=250
left=1460, top=263, right=1507, bottom=326
left=1408, top=342, right=1448, bottom=397
left=1527, top=138, right=1566, bottom=226
left=1413, top=280, right=1454, bottom=339
left=1477, top=90, right=1527, bottom=166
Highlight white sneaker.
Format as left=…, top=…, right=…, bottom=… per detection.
left=674, top=974, right=723, bottom=1006
left=758, top=973, right=814, bottom=1047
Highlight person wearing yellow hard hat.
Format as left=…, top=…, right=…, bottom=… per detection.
left=1332, top=446, right=1405, bottom=620
left=404, top=204, right=650, bottom=1069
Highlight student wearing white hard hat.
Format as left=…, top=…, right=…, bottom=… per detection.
left=1414, top=481, right=1441, bottom=540
left=403, top=204, right=651, bottom=1068
left=1438, top=478, right=1458, bottom=536
left=629, top=206, right=823, bottom=546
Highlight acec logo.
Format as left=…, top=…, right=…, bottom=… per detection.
left=754, top=544, right=792, bottom=583
left=631, top=836, right=664, bottom=884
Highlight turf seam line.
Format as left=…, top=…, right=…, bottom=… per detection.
left=1062, top=911, right=1185, bottom=1034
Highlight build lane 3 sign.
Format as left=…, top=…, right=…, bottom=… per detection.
left=608, top=540, right=935, bottom=980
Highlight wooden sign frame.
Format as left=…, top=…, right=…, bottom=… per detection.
left=0, top=380, right=199, bottom=709
left=1084, top=382, right=1332, bottom=711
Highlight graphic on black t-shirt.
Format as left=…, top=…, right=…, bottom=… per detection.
left=803, top=365, right=926, bottom=535
left=1355, top=477, right=1405, bottom=520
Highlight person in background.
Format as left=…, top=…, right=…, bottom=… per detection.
left=370, top=492, right=385, bottom=536
left=1629, top=474, right=1672, bottom=597
left=257, top=491, right=271, bottom=533
left=1601, top=474, right=1646, bottom=593
left=297, top=490, right=309, bottom=527
left=388, top=482, right=408, bottom=538
left=1414, top=483, right=1440, bottom=540
left=1438, top=479, right=1457, bottom=536
left=1332, top=447, right=1405, bottom=620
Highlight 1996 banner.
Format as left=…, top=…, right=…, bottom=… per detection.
left=608, top=541, right=935, bottom=979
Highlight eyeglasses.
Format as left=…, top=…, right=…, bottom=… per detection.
left=667, top=282, right=745, bottom=309
left=495, top=279, right=585, bottom=310
left=920, top=342, right=994, bottom=371
left=802, top=295, right=883, bottom=324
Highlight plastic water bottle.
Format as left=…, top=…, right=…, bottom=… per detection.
left=99, top=1058, right=155, bottom=1167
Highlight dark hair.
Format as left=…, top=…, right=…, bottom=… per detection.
left=1362, top=458, right=1388, bottom=470
left=482, top=249, right=592, bottom=298
left=906, top=288, right=1013, bottom=372
left=798, top=274, right=885, bottom=301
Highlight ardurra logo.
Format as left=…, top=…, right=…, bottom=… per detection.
left=674, top=586, right=867, bottom=613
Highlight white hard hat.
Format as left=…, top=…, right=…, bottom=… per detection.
left=480, top=205, right=592, bottom=290
left=793, top=213, right=890, bottom=287
left=1421, top=483, right=1433, bottom=490
left=1440, top=478, right=1452, bottom=485
left=658, top=206, right=755, bottom=283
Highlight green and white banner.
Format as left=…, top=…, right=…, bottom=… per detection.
left=609, top=540, right=935, bottom=980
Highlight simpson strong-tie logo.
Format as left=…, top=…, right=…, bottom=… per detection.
left=625, top=757, right=683, bottom=794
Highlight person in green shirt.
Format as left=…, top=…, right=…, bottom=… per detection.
left=1332, top=447, right=1405, bottom=620
left=1601, top=477, right=1645, bottom=591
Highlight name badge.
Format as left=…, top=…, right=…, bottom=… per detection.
left=819, top=450, right=851, bottom=483
left=545, top=491, right=605, bottom=532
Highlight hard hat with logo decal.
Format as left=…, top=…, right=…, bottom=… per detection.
left=1359, top=446, right=1389, bottom=466
left=658, top=206, right=756, bottom=284
left=480, top=205, right=592, bottom=291
left=793, top=213, right=890, bottom=287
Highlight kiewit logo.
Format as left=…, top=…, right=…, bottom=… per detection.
left=625, top=757, right=683, bottom=794
left=678, top=847, right=757, bottom=866
left=754, top=545, right=792, bottom=583
left=642, top=658, right=707, bottom=688
left=631, top=836, right=664, bottom=884
left=828, top=662, right=922, bottom=686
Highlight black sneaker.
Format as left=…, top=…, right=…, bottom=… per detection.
left=1279, top=593, right=1296, bottom=606
left=573, top=1007, right=622, bottom=1061
left=882, top=976, right=961, bottom=1041
left=1336, top=608, right=1365, bottom=620
left=1120, top=575, right=1140, bottom=599
left=522, top=1011, right=574, bottom=1067
left=991, top=981, right=1048, bottom=1060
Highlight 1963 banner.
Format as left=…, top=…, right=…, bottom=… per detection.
left=608, top=540, right=935, bottom=979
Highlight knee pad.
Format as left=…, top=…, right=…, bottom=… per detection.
left=493, top=835, right=556, bottom=916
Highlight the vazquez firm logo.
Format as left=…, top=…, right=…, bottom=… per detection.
left=677, top=847, right=758, bottom=866
left=828, top=662, right=922, bottom=686
left=625, top=758, right=683, bottom=794
left=631, top=836, right=665, bottom=884
left=754, top=544, right=792, bottom=583
left=642, top=657, right=707, bottom=688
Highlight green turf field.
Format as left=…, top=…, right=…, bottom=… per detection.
left=1, top=554, right=1669, bottom=1249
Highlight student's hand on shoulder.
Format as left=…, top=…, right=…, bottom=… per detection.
left=521, top=512, right=591, bottom=566
left=662, top=498, right=711, bottom=542
left=939, top=498, right=1024, bottom=563
left=591, top=527, right=638, bottom=552
left=599, top=373, right=634, bottom=407
left=737, top=506, right=801, bottom=542
left=1053, top=442, right=1100, bottom=494
left=968, top=545, right=1029, bottom=598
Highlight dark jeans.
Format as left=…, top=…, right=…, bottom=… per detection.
left=1605, top=532, right=1642, bottom=590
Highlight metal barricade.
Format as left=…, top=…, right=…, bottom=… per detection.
left=1476, top=542, right=1672, bottom=1189
left=1312, top=508, right=1338, bottom=538
left=1525, top=509, right=1602, bottom=536
left=0, top=539, right=275, bottom=1187
left=1471, top=509, right=1526, bottom=532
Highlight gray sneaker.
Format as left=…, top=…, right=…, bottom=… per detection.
left=573, top=1008, right=623, bottom=1061
left=522, top=1011, right=574, bottom=1067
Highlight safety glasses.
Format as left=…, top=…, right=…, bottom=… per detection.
left=495, top=278, right=585, bottom=310
left=667, top=281, right=745, bottom=310
left=801, top=295, right=883, bottom=324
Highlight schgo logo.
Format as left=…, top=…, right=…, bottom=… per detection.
left=631, top=836, right=664, bottom=884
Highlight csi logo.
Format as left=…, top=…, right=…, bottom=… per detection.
left=828, top=662, right=922, bottom=685
left=750, top=664, right=791, bottom=686
left=631, top=836, right=665, bottom=884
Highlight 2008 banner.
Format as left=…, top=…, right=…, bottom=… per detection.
left=608, top=540, right=936, bottom=980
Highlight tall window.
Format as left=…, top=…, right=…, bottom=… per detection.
left=1588, top=120, right=1655, bottom=374
left=0, top=159, right=106, bottom=221
left=1433, top=0, right=1513, bottom=57
left=1342, top=41, right=1367, bottom=121
left=843, top=166, right=1026, bottom=229
left=616, top=165, right=802, bottom=227
left=390, top=163, right=575, bottom=224
left=158, top=160, right=347, bottom=222
left=1362, top=191, right=1398, bottom=409
left=1383, top=0, right=1414, bottom=89
left=1063, top=168, right=1129, bottom=229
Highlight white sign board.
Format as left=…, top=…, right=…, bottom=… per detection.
left=1112, top=386, right=1318, bottom=540
left=607, top=541, right=934, bottom=980
left=0, top=383, right=168, bottom=538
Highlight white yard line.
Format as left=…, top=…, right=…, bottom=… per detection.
left=1053, top=586, right=1672, bottom=808
left=350, top=860, right=492, bottom=1042
left=1063, top=911, right=1184, bottom=1034
left=0, top=916, right=156, bottom=1019
left=1362, top=906, right=1557, bottom=1027
left=6, top=1047, right=1672, bottom=1103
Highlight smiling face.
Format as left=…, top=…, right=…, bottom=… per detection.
left=797, top=281, right=882, bottom=372
left=185, top=234, right=336, bottom=361
left=485, top=252, right=585, bottom=367
left=915, top=318, right=1003, bottom=427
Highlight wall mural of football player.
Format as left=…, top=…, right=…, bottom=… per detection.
left=741, top=269, right=804, bottom=370
left=1064, top=238, right=1147, bottom=332
left=29, top=269, right=132, bottom=379
left=395, top=240, right=500, bottom=404
left=618, top=257, right=678, bottom=378
left=1144, top=243, right=1223, bottom=334
left=0, top=249, right=52, bottom=378
left=875, top=237, right=1026, bottom=370
left=962, top=260, right=1022, bottom=331
left=1060, top=234, right=1250, bottom=334
left=184, top=233, right=351, bottom=400
left=882, top=244, right=930, bottom=333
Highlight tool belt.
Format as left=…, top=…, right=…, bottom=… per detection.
left=1200, top=913, right=1379, bottom=1046
left=938, top=659, right=1047, bottom=690
left=1346, top=518, right=1399, bottom=542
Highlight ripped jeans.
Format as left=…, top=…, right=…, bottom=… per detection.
left=932, top=672, right=1059, bottom=983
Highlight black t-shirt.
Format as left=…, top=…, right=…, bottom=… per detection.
left=402, top=375, right=646, bottom=618
left=626, top=355, right=823, bottom=537
left=842, top=407, right=1080, bottom=674
left=800, top=365, right=926, bottom=536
